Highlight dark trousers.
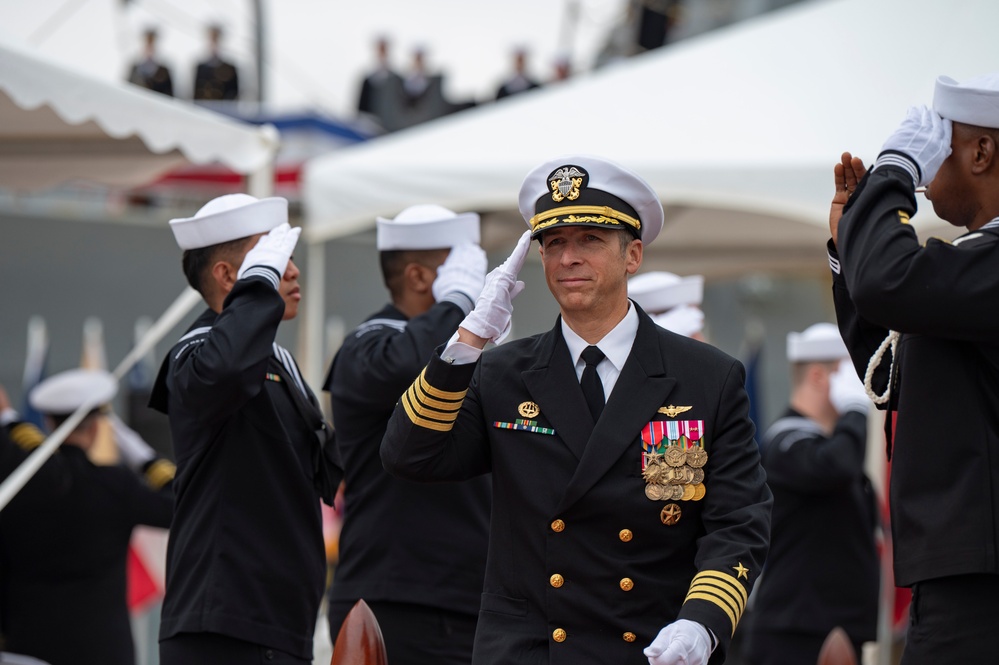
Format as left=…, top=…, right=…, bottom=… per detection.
left=743, top=629, right=864, bottom=665
left=901, top=573, right=999, bottom=664
left=160, top=632, right=310, bottom=665
left=329, top=600, right=477, bottom=665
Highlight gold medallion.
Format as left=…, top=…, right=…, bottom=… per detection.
left=665, top=445, right=686, bottom=467
left=666, top=467, right=686, bottom=485
left=681, top=484, right=696, bottom=501
left=682, top=466, right=695, bottom=484
left=518, top=401, right=540, bottom=418
left=692, top=483, right=706, bottom=501
left=691, top=468, right=705, bottom=484
left=660, top=503, right=682, bottom=526
left=645, top=483, right=666, bottom=501
left=642, top=463, right=666, bottom=484
left=686, top=447, right=708, bottom=468
left=669, top=484, right=685, bottom=500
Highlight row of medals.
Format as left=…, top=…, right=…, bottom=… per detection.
left=643, top=444, right=708, bottom=502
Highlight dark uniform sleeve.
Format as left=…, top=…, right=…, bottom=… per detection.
left=326, top=301, right=466, bottom=410
left=167, top=275, right=284, bottom=428
left=676, top=360, right=772, bottom=650
left=839, top=165, right=999, bottom=341
left=1, top=421, right=73, bottom=502
left=380, top=352, right=492, bottom=481
left=763, top=411, right=867, bottom=493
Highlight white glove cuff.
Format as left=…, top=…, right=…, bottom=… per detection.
left=439, top=291, right=476, bottom=316
left=237, top=265, right=280, bottom=290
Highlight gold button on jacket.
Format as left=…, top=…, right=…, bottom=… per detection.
left=619, top=577, right=634, bottom=591
left=551, top=519, right=565, bottom=533
left=550, top=573, right=564, bottom=588
left=623, top=632, right=637, bottom=643
left=619, top=529, right=633, bottom=542
left=552, top=628, right=567, bottom=643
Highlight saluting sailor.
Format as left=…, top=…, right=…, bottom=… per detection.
left=323, top=204, right=491, bottom=665
left=149, top=194, right=341, bottom=665
left=381, top=155, right=772, bottom=665
left=0, top=370, right=174, bottom=665
left=829, top=72, right=999, bottom=662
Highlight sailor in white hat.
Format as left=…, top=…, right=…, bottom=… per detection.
left=829, top=72, right=999, bottom=661
left=0, top=371, right=173, bottom=665
left=322, top=203, right=489, bottom=664
left=151, top=194, right=342, bottom=664
left=745, top=324, right=876, bottom=664
left=380, top=155, right=771, bottom=665
left=628, top=271, right=706, bottom=340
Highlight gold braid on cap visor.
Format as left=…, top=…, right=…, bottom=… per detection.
left=530, top=205, right=642, bottom=234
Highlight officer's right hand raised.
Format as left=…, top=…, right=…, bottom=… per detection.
left=238, top=222, right=301, bottom=285
left=879, top=105, right=952, bottom=187
left=459, top=230, right=532, bottom=345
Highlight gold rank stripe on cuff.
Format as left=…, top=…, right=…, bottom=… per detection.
left=401, top=369, right=467, bottom=432
left=9, top=422, right=45, bottom=451
left=144, top=458, right=176, bottom=491
left=683, top=570, right=749, bottom=636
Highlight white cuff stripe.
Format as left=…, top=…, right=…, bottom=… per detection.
left=827, top=252, right=841, bottom=275
left=874, top=154, right=919, bottom=188
left=242, top=266, right=280, bottom=289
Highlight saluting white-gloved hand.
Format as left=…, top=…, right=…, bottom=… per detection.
left=432, top=243, right=487, bottom=314
left=109, top=413, right=156, bottom=472
left=459, top=231, right=532, bottom=344
left=644, top=620, right=712, bottom=665
left=237, top=222, right=301, bottom=285
left=829, top=358, right=870, bottom=415
left=878, top=105, right=952, bottom=187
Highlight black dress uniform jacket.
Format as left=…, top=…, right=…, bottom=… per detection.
left=381, top=306, right=772, bottom=665
left=150, top=275, right=341, bottom=659
left=0, top=420, right=174, bottom=665
left=323, top=302, right=490, bottom=631
left=193, top=58, right=239, bottom=100
left=830, top=163, right=999, bottom=587
left=751, top=407, right=879, bottom=649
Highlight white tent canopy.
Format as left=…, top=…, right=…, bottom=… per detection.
left=0, top=34, right=279, bottom=191
left=303, top=0, right=992, bottom=275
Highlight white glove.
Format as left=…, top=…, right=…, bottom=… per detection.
left=829, top=358, right=870, bottom=415
left=878, top=105, right=952, bottom=187
left=237, top=223, right=301, bottom=286
left=644, top=620, right=712, bottom=665
left=432, top=243, right=487, bottom=314
left=460, top=231, right=532, bottom=344
left=109, top=413, right=156, bottom=471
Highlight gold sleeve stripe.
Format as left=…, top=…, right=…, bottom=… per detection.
left=417, top=370, right=468, bottom=401
left=689, top=570, right=749, bottom=607
left=406, top=384, right=461, bottom=421
left=145, top=459, right=176, bottom=491
left=688, top=578, right=747, bottom=618
left=9, top=423, right=45, bottom=451
left=401, top=390, right=457, bottom=432
left=413, top=380, right=465, bottom=412
left=684, top=592, right=738, bottom=635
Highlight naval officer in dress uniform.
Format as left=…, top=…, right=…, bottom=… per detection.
left=628, top=272, right=706, bottom=341
left=323, top=205, right=491, bottom=664
left=0, top=372, right=174, bottom=665
left=150, top=194, right=341, bottom=664
left=829, top=72, right=999, bottom=663
left=381, top=155, right=772, bottom=665
left=744, top=324, right=879, bottom=665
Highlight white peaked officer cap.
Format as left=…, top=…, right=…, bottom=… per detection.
left=933, top=72, right=999, bottom=129
left=29, top=368, right=118, bottom=416
left=376, top=204, right=480, bottom=251
left=786, top=323, right=848, bottom=363
left=628, top=271, right=704, bottom=313
left=518, top=155, right=664, bottom=244
left=169, top=194, right=289, bottom=250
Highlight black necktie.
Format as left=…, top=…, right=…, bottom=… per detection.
left=580, top=345, right=606, bottom=423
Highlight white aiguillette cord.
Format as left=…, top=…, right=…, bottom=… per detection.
left=0, top=287, right=203, bottom=513
left=864, top=330, right=899, bottom=405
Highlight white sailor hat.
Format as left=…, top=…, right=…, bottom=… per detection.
left=518, top=155, right=664, bottom=244
left=169, top=194, right=288, bottom=250
left=628, top=271, right=704, bottom=314
left=376, top=204, right=480, bottom=251
left=786, top=323, right=848, bottom=363
left=652, top=305, right=705, bottom=339
left=28, top=368, right=117, bottom=416
left=933, top=73, right=999, bottom=129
